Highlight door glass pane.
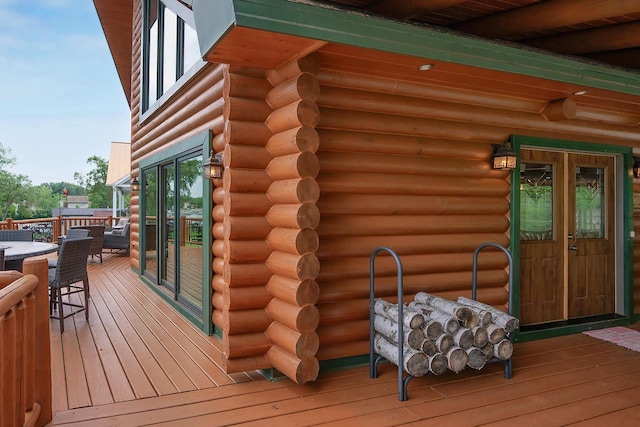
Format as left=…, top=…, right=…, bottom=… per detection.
left=575, top=166, right=605, bottom=239
left=520, top=163, right=553, bottom=241
left=177, top=155, right=203, bottom=311
left=143, top=168, right=157, bottom=281
left=161, top=163, right=176, bottom=290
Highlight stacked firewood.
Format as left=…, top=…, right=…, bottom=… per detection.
left=373, top=292, right=519, bottom=377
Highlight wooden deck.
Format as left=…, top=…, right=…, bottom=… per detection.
left=48, top=253, right=640, bottom=426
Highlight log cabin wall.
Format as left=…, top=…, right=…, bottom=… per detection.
left=263, top=55, right=322, bottom=383
left=215, top=56, right=323, bottom=383
left=311, top=50, right=640, bottom=363
left=214, top=65, right=274, bottom=374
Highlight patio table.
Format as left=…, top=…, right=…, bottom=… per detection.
left=1, top=241, right=58, bottom=272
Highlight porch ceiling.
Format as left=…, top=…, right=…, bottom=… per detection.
left=339, top=0, right=640, bottom=72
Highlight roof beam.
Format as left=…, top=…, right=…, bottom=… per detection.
left=368, top=0, right=466, bottom=19
left=585, top=48, right=640, bottom=70
left=525, top=21, right=640, bottom=54
left=454, top=0, right=640, bottom=40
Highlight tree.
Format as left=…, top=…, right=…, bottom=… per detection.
left=43, top=182, right=86, bottom=197
left=75, top=156, right=112, bottom=208
left=0, top=143, right=31, bottom=220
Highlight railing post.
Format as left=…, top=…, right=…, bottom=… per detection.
left=6, top=218, right=13, bottom=229
left=180, top=215, right=186, bottom=246
left=22, top=258, right=52, bottom=427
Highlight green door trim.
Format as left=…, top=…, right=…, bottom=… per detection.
left=510, top=135, right=634, bottom=343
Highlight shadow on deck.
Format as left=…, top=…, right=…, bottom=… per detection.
left=48, top=252, right=640, bottom=426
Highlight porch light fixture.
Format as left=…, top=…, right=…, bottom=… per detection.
left=130, top=176, right=140, bottom=192
left=203, top=150, right=224, bottom=179
left=633, top=156, right=640, bottom=178
left=492, top=141, right=517, bottom=170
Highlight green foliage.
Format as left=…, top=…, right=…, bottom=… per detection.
left=0, top=143, right=31, bottom=220
left=42, top=182, right=86, bottom=197
left=75, top=156, right=112, bottom=208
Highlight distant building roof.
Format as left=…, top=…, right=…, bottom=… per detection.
left=66, top=196, right=89, bottom=204
left=106, top=141, right=131, bottom=186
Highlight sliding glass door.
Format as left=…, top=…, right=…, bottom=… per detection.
left=139, top=132, right=211, bottom=332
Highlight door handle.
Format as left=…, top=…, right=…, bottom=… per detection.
left=568, top=245, right=578, bottom=251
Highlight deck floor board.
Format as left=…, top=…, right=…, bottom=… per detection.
left=48, top=252, right=640, bottom=426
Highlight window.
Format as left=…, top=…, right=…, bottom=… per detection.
left=142, top=0, right=201, bottom=113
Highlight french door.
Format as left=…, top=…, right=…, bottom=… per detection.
left=519, top=149, right=615, bottom=326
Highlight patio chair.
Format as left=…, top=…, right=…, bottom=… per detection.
left=50, top=228, right=90, bottom=268
left=103, top=220, right=130, bottom=253
left=71, top=225, right=105, bottom=263
left=0, top=229, right=34, bottom=241
left=48, top=237, right=92, bottom=333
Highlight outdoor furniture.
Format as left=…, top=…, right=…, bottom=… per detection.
left=71, top=225, right=105, bottom=263
left=0, top=248, right=4, bottom=271
left=1, top=241, right=58, bottom=272
left=103, top=220, right=130, bottom=253
left=0, top=229, right=34, bottom=241
left=50, top=228, right=90, bottom=268
left=48, top=237, right=93, bottom=333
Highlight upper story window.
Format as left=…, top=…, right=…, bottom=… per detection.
left=142, top=0, right=201, bottom=114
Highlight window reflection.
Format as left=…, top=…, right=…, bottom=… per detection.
left=143, top=0, right=200, bottom=112
left=520, top=163, right=553, bottom=241
left=575, top=167, right=605, bottom=239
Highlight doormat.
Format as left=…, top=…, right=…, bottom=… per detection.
left=583, top=326, right=640, bottom=352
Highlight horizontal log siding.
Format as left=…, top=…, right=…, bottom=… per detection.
left=220, top=66, right=273, bottom=374
left=128, top=0, right=142, bottom=270
left=263, top=55, right=321, bottom=384
left=314, top=61, right=640, bottom=361
left=314, top=69, right=512, bottom=361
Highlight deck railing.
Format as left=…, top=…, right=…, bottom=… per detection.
left=0, top=216, right=120, bottom=243
left=0, top=258, right=52, bottom=427
left=145, top=216, right=203, bottom=247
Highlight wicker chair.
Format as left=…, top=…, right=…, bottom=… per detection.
left=0, top=229, right=34, bottom=241
left=71, top=225, right=105, bottom=263
left=50, top=228, right=90, bottom=268
left=48, top=237, right=92, bottom=333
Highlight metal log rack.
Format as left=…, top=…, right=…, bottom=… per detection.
left=369, top=242, right=515, bottom=401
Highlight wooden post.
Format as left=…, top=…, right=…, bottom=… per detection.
left=22, top=258, right=52, bottom=427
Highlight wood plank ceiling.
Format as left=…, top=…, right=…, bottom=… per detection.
left=325, top=0, right=640, bottom=72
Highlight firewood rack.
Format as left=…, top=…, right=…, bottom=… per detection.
left=369, top=243, right=515, bottom=401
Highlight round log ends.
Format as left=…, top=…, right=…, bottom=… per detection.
left=266, top=345, right=319, bottom=385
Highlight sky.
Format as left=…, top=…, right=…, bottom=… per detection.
left=0, top=0, right=131, bottom=186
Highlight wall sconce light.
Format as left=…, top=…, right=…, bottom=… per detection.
left=633, top=156, right=640, bottom=178
left=492, top=141, right=517, bottom=170
left=203, top=151, right=224, bottom=179
left=130, top=176, right=140, bottom=192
